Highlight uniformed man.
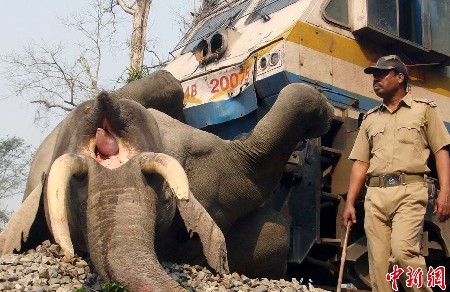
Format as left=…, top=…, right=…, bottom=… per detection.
left=343, top=55, right=450, bottom=292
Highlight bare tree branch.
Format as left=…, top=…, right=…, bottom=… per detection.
left=1, top=0, right=199, bottom=121
left=173, top=1, right=202, bottom=37
left=1, top=0, right=124, bottom=120
left=117, top=0, right=135, bottom=15
left=1, top=42, right=86, bottom=112
left=30, top=99, right=74, bottom=112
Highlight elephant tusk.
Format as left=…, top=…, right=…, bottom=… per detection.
left=47, top=154, right=89, bottom=258
left=139, top=153, right=189, bottom=201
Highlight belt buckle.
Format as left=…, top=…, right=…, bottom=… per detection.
left=384, top=174, right=400, bottom=187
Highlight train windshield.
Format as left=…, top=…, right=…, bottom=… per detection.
left=323, top=0, right=349, bottom=27
left=245, top=0, right=299, bottom=24
left=174, top=0, right=300, bottom=55
left=175, top=0, right=251, bottom=54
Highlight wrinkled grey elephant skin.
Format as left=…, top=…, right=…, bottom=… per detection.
left=0, top=70, right=333, bottom=292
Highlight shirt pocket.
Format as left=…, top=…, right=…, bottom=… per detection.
left=397, top=119, right=422, bottom=146
left=367, top=123, right=385, bottom=152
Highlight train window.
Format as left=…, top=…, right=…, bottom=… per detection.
left=351, top=0, right=450, bottom=60
left=245, top=0, right=299, bottom=25
left=322, top=0, right=349, bottom=28
left=429, top=0, right=450, bottom=55
left=367, top=0, right=397, bottom=36
left=176, top=0, right=251, bottom=54
left=368, top=0, right=423, bottom=45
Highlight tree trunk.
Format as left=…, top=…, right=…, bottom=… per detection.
left=117, top=0, right=152, bottom=70
left=130, top=0, right=151, bottom=70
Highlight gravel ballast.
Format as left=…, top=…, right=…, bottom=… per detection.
left=0, top=241, right=331, bottom=291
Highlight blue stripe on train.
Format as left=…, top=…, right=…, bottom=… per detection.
left=183, top=84, right=258, bottom=129
left=183, top=71, right=450, bottom=135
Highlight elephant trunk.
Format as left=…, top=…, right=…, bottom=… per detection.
left=47, top=153, right=190, bottom=291
left=86, top=153, right=189, bottom=291
left=87, top=187, right=185, bottom=292
left=234, top=83, right=332, bottom=180
left=243, top=83, right=333, bottom=164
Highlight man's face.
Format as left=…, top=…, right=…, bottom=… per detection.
left=372, top=70, right=404, bottom=98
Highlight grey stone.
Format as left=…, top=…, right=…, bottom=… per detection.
left=56, top=285, right=71, bottom=292
left=48, top=268, right=59, bottom=278
left=197, top=270, right=206, bottom=280
left=20, top=254, right=35, bottom=263
left=0, top=242, right=335, bottom=292
left=241, top=274, right=250, bottom=283
left=38, top=266, right=50, bottom=279
left=60, top=276, right=71, bottom=284
left=0, top=281, right=13, bottom=290
left=18, top=275, right=33, bottom=286
left=41, top=256, right=52, bottom=264
left=76, top=267, right=85, bottom=275
left=232, top=279, right=243, bottom=287
left=222, top=279, right=232, bottom=289
left=73, top=282, right=83, bottom=289
left=49, top=244, right=61, bottom=255
left=253, top=285, right=269, bottom=292
left=49, top=283, right=61, bottom=290
left=260, top=278, right=270, bottom=286
left=6, top=274, right=19, bottom=281
left=48, top=278, right=61, bottom=285
left=279, top=279, right=289, bottom=287
left=231, top=272, right=240, bottom=280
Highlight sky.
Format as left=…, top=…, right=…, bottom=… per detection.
left=0, top=0, right=199, bottom=212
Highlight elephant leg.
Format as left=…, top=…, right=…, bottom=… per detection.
left=226, top=207, right=289, bottom=279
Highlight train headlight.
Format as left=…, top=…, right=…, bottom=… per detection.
left=270, top=52, right=280, bottom=66
left=194, top=40, right=209, bottom=62
left=210, top=33, right=226, bottom=55
left=260, top=56, right=268, bottom=70
left=194, top=32, right=228, bottom=65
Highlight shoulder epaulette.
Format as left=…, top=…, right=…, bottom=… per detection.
left=363, top=106, right=379, bottom=120
left=413, top=98, right=437, bottom=107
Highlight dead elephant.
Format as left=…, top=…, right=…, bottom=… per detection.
left=0, top=70, right=333, bottom=291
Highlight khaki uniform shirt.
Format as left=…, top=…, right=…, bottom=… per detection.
left=349, top=94, right=450, bottom=176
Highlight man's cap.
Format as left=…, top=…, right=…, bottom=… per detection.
left=364, top=55, right=408, bottom=75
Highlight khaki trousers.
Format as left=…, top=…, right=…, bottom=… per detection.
left=364, top=182, right=432, bottom=292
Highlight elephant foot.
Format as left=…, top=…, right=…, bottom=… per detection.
left=226, top=207, right=289, bottom=278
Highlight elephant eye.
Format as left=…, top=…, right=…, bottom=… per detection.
left=83, top=105, right=92, bottom=114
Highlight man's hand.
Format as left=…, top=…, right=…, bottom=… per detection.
left=342, top=203, right=357, bottom=227
left=434, top=190, right=450, bottom=222
left=343, top=160, right=368, bottom=228
left=434, top=148, right=450, bottom=223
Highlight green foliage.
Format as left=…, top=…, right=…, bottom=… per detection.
left=74, top=282, right=126, bottom=292
left=0, top=136, right=33, bottom=229
left=102, top=282, right=127, bottom=292
left=125, top=65, right=152, bottom=83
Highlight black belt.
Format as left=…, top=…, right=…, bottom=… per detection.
left=366, top=173, right=424, bottom=188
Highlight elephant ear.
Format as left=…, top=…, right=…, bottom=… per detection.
left=177, top=193, right=229, bottom=274
left=0, top=173, right=45, bottom=255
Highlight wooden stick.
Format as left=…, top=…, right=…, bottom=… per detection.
left=337, top=222, right=351, bottom=292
